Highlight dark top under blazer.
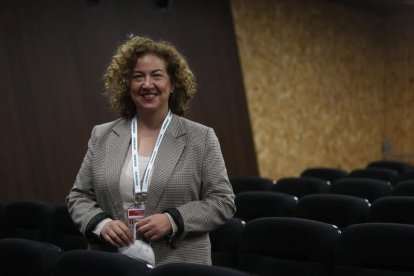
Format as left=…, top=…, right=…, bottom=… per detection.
left=67, top=114, right=236, bottom=266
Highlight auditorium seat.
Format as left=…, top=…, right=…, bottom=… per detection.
left=399, top=169, right=414, bottom=181
left=229, top=176, right=274, bottom=195
left=0, top=199, right=6, bottom=238
left=330, top=178, right=392, bottom=203
left=333, top=223, right=414, bottom=275
left=348, top=168, right=399, bottom=185
left=3, top=199, right=54, bottom=241
left=234, top=191, right=298, bottom=222
left=272, top=177, right=330, bottom=198
left=369, top=196, right=414, bottom=225
left=295, top=194, right=370, bottom=229
left=367, top=160, right=413, bottom=175
left=51, top=249, right=151, bottom=276
left=209, top=218, right=245, bottom=268
left=47, top=205, right=87, bottom=251
left=300, top=167, right=348, bottom=183
left=151, top=262, right=250, bottom=276
left=237, top=217, right=340, bottom=276
left=0, top=238, right=62, bottom=276
left=392, top=180, right=414, bottom=196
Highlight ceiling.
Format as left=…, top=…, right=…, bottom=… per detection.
left=334, top=0, right=414, bottom=14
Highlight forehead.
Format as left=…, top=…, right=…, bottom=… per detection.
left=133, top=54, right=167, bottom=70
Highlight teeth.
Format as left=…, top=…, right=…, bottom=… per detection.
left=143, top=94, right=156, bottom=99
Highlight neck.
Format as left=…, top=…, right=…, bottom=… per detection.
left=137, top=109, right=169, bottom=130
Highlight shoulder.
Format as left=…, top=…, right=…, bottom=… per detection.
left=172, top=115, right=220, bottom=146
left=94, top=117, right=125, bottom=132
left=175, top=115, right=211, bottom=134
left=172, top=115, right=218, bottom=142
left=91, top=117, right=129, bottom=141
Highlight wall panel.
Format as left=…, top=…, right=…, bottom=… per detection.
left=231, top=0, right=387, bottom=179
left=384, top=12, right=414, bottom=163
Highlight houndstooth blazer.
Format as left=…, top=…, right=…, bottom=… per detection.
left=67, top=114, right=236, bottom=266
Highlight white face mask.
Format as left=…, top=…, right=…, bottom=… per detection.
left=119, top=223, right=155, bottom=267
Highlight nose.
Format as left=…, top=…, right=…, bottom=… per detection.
left=142, top=76, right=154, bottom=89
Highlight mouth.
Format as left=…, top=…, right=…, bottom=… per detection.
left=140, top=92, right=158, bottom=100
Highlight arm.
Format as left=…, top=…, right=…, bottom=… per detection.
left=67, top=126, right=132, bottom=246
left=67, top=126, right=109, bottom=238
left=137, top=128, right=235, bottom=243
left=175, top=128, right=236, bottom=236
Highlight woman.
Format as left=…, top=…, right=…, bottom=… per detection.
left=67, top=35, right=236, bottom=266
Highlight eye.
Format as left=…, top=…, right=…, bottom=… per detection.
left=152, top=73, right=163, bottom=79
left=132, top=74, right=145, bottom=81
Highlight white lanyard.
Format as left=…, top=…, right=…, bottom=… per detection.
left=131, top=110, right=172, bottom=200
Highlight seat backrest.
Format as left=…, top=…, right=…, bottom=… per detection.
left=209, top=218, right=245, bottom=268
left=369, top=196, right=414, bottom=225
left=3, top=199, right=54, bottom=241
left=51, top=249, right=151, bottom=276
left=392, top=180, right=414, bottom=196
left=237, top=217, right=340, bottom=276
left=229, top=176, right=274, bottom=195
left=348, top=168, right=399, bottom=185
left=47, top=205, right=88, bottom=251
left=333, top=223, right=414, bottom=276
left=300, top=167, right=348, bottom=182
left=0, top=199, right=7, bottom=238
left=272, top=177, right=330, bottom=198
left=295, top=194, right=370, bottom=229
left=0, top=238, right=62, bottom=276
left=330, top=178, right=392, bottom=203
left=400, top=169, right=414, bottom=181
left=367, top=160, right=413, bottom=175
left=234, top=191, right=298, bottom=222
left=151, top=262, right=250, bottom=276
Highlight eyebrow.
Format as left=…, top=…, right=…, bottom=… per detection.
left=132, top=69, right=165, bottom=74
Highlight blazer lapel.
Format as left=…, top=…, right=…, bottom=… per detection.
left=146, top=115, right=186, bottom=213
left=105, top=119, right=131, bottom=219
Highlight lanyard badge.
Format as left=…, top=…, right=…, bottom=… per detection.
left=126, top=110, right=172, bottom=227
left=127, top=203, right=145, bottom=227
left=127, top=193, right=148, bottom=227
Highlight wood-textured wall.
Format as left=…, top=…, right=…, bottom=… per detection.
left=230, top=0, right=414, bottom=179
left=384, top=11, right=414, bottom=162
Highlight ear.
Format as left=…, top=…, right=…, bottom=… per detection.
left=170, top=82, right=175, bottom=94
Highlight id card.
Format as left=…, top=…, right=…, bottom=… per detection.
left=127, top=204, right=145, bottom=227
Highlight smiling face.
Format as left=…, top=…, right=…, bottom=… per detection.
left=129, top=54, right=174, bottom=115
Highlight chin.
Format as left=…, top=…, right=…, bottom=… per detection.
left=140, top=105, right=159, bottom=110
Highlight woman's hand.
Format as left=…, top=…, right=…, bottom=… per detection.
left=136, top=214, right=172, bottom=241
left=101, top=220, right=134, bottom=247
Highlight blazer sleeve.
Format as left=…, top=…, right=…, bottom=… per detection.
left=175, top=127, right=236, bottom=237
left=66, top=126, right=110, bottom=238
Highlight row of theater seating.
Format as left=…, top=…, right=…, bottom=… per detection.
left=2, top=217, right=414, bottom=276
left=301, top=160, right=414, bottom=183
left=230, top=160, right=414, bottom=196
left=0, top=200, right=87, bottom=251
left=211, top=217, right=414, bottom=276
left=0, top=198, right=249, bottom=275
left=233, top=191, right=414, bottom=229
left=0, top=238, right=249, bottom=276
left=231, top=175, right=414, bottom=202
left=302, top=159, right=414, bottom=183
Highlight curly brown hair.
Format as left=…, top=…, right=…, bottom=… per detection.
left=103, top=35, right=197, bottom=118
